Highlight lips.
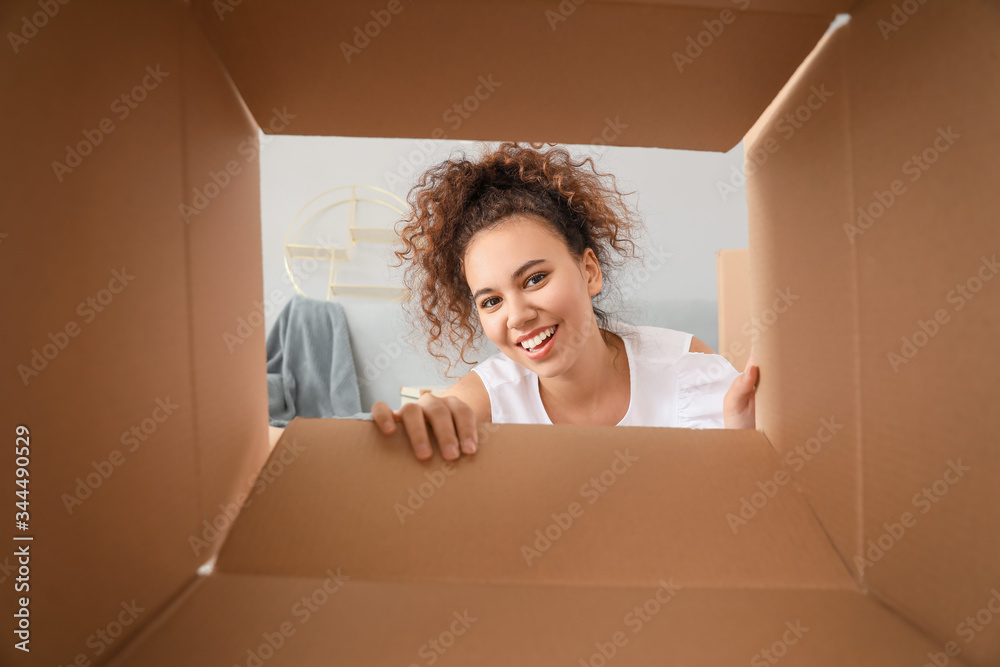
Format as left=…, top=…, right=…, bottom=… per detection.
left=518, top=324, right=558, bottom=359
left=517, top=325, right=552, bottom=344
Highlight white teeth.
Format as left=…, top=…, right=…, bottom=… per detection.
left=521, top=326, right=556, bottom=351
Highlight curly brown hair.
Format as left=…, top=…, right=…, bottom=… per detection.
left=391, top=141, right=648, bottom=379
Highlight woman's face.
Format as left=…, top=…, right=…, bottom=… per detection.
left=463, top=215, right=602, bottom=376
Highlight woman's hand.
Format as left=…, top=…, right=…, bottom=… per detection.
left=724, top=351, right=759, bottom=430
left=371, top=393, right=480, bottom=461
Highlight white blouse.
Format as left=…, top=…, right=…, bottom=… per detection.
left=470, top=320, right=741, bottom=428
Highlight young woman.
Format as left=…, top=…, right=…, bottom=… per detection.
left=371, top=142, right=758, bottom=461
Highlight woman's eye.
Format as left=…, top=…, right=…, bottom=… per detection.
left=479, top=273, right=545, bottom=309
left=526, top=272, right=546, bottom=287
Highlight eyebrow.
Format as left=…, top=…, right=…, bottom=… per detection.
left=471, top=258, right=548, bottom=302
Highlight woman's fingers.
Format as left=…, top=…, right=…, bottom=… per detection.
left=373, top=395, right=479, bottom=461
left=419, top=395, right=462, bottom=461
left=443, top=396, right=478, bottom=455
left=370, top=401, right=398, bottom=434
left=398, top=402, right=434, bottom=460
left=741, top=349, right=758, bottom=386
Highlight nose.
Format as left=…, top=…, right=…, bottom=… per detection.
left=505, top=291, right=538, bottom=333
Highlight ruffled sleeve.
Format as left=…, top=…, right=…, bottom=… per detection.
left=673, top=352, right=742, bottom=429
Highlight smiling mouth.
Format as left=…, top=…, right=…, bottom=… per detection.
left=519, top=324, right=558, bottom=354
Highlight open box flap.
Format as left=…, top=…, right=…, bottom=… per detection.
left=744, top=14, right=862, bottom=590
left=216, top=417, right=854, bottom=589
left=108, top=573, right=965, bottom=666
left=188, top=0, right=852, bottom=152
left=746, top=1, right=1000, bottom=663
left=0, top=1, right=271, bottom=663
left=847, top=1, right=1000, bottom=662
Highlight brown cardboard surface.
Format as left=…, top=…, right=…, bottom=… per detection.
left=717, top=248, right=752, bottom=369
left=601, top=0, right=857, bottom=13
left=4, top=0, right=996, bottom=664
left=744, top=16, right=862, bottom=589
left=110, top=573, right=960, bottom=666
left=188, top=0, right=837, bottom=151
left=845, top=1, right=1000, bottom=663
left=746, top=0, right=1000, bottom=663
left=0, top=0, right=270, bottom=663
left=216, top=418, right=853, bottom=589
left=179, top=0, right=273, bottom=529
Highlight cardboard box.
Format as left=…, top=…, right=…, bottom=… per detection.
left=2, top=0, right=997, bottom=665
